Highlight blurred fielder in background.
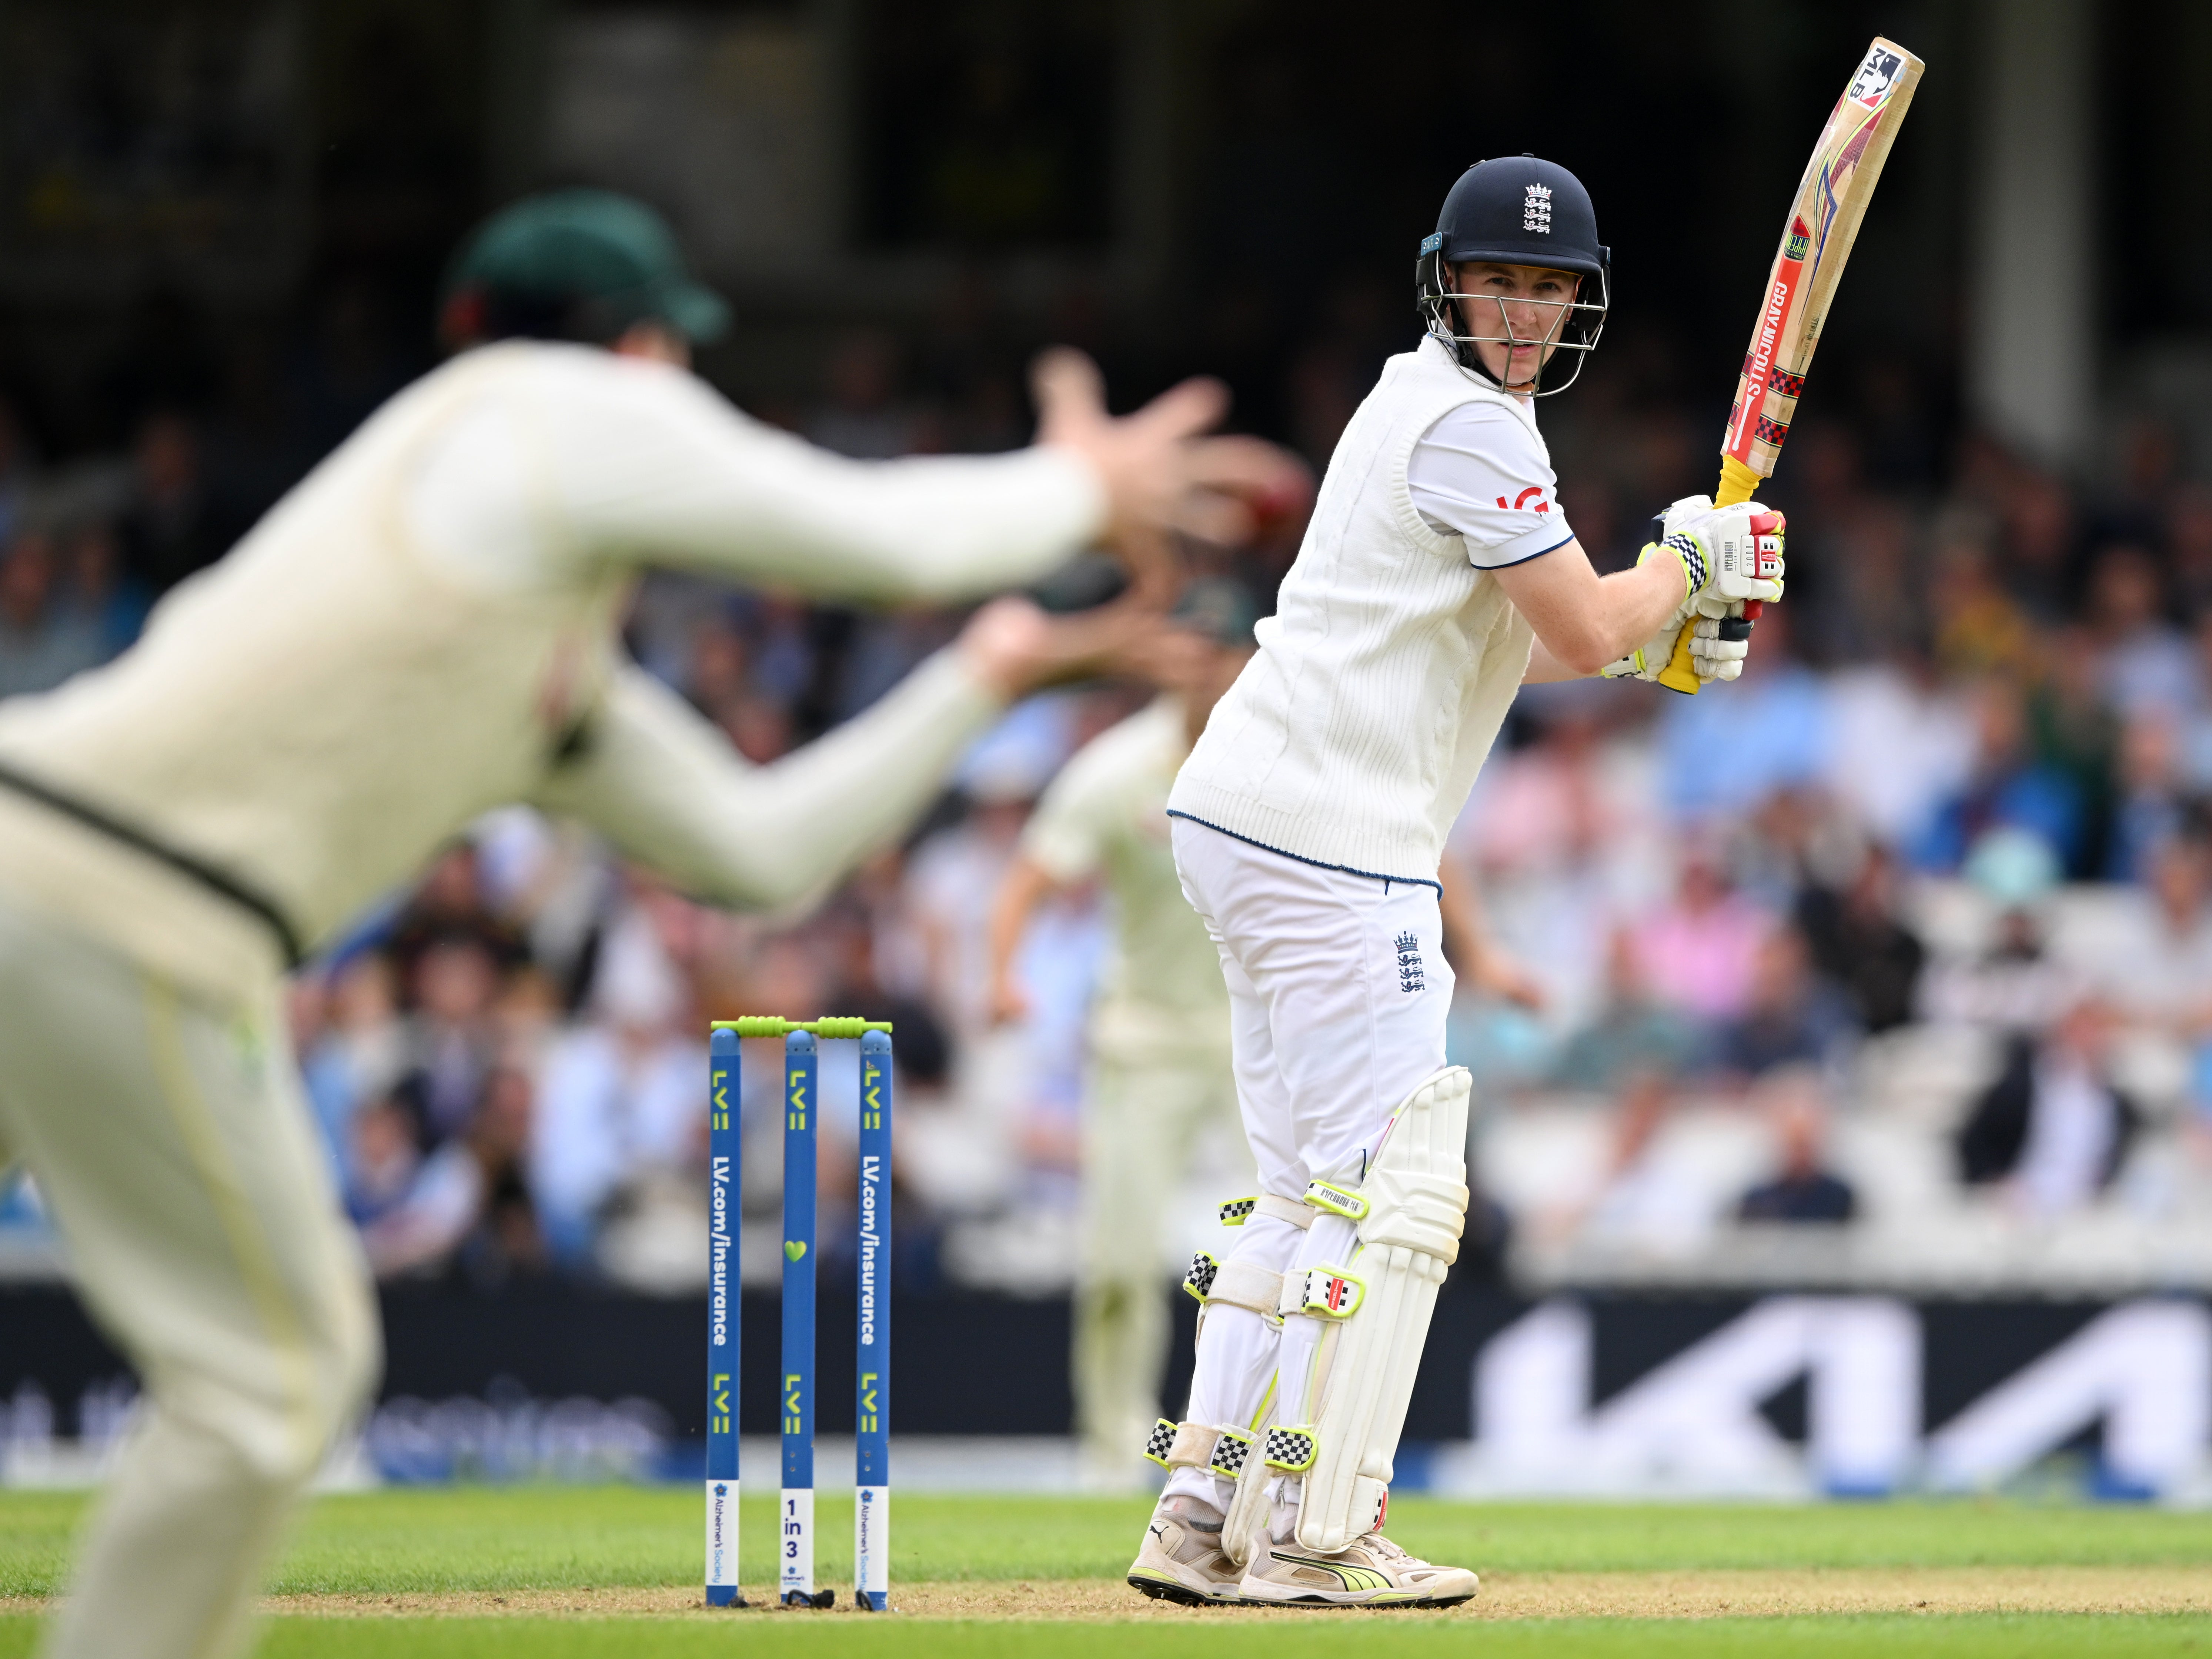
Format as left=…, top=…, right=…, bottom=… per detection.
left=0, top=190, right=1298, bottom=1659
left=985, top=578, right=1259, bottom=1491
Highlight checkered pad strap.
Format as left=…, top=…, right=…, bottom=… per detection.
left=1278, top=1264, right=1365, bottom=1321
left=1182, top=1252, right=1220, bottom=1302
left=1263, top=1425, right=1319, bottom=1473
left=1143, top=1418, right=1179, bottom=1467
left=1218, top=1196, right=1257, bottom=1226
left=1207, top=1425, right=1255, bottom=1481
left=1146, top=1419, right=1244, bottom=1473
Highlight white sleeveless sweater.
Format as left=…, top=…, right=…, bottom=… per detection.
left=1168, top=337, right=1538, bottom=882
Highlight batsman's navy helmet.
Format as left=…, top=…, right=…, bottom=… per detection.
left=1417, top=155, right=1609, bottom=395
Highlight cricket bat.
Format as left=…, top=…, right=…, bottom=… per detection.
left=1658, top=36, right=1925, bottom=694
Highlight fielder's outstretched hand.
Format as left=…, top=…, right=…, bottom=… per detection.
left=956, top=593, right=1171, bottom=701
left=1032, top=349, right=1312, bottom=577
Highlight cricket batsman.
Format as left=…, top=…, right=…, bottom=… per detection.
left=0, top=190, right=1296, bottom=1659
left=1133, top=157, right=1786, bottom=1605
left=986, top=584, right=1541, bottom=1494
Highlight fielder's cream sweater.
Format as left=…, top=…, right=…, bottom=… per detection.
left=0, top=342, right=1103, bottom=1002
left=1168, top=337, right=1539, bottom=883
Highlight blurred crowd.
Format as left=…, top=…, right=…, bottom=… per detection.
left=3, top=300, right=2211, bottom=1293
left=1457, top=388, right=2212, bottom=1264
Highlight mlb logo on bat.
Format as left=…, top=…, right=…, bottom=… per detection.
left=1849, top=47, right=1903, bottom=106
left=1523, top=183, right=1552, bottom=233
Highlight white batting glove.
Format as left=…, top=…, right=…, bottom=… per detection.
left=1654, top=495, right=1787, bottom=618
left=1687, top=612, right=1753, bottom=681
left=1602, top=541, right=1764, bottom=683
left=1602, top=609, right=1757, bottom=684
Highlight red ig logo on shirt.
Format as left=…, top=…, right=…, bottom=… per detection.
left=1493, top=487, right=1551, bottom=515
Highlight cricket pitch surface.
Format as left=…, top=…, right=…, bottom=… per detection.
left=4, top=1488, right=2212, bottom=1655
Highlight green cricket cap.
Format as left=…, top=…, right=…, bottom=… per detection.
left=444, top=190, right=729, bottom=344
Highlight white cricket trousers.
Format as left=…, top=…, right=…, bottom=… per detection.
left=0, top=900, right=379, bottom=1659
left=1163, top=818, right=1451, bottom=1513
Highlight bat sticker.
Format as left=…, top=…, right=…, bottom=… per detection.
left=1849, top=47, right=1904, bottom=107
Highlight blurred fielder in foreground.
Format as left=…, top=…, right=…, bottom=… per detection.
left=0, top=190, right=1297, bottom=1659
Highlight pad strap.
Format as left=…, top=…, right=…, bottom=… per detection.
left=1275, top=1264, right=1366, bottom=1321
left=1207, top=1260, right=1287, bottom=1318
left=1145, top=1419, right=1215, bottom=1469
left=1303, top=1178, right=1369, bottom=1222
left=1143, top=1418, right=1180, bottom=1467
left=1182, top=1251, right=1220, bottom=1302
left=1262, top=1424, right=1319, bottom=1472
left=1224, top=1193, right=1316, bottom=1230
left=1257, top=1194, right=1316, bottom=1230
left=1207, top=1425, right=1256, bottom=1479
left=1143, top=1418, right=1254, bottom=1480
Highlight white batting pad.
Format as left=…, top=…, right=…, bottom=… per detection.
left=1219, top=1401, right=1276, bottom=1566
left=1294, top=1067, right=1471, bottom=1553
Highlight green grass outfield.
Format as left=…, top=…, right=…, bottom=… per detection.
left=46, top=1616, right=2212, bottom=1658
left=0, top=1487, right=2209, bottom=1655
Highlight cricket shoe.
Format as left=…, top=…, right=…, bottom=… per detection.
left=1236, top=1529, right=1478, bottom=1608
left=1127, top=1494, right=1243, bottom=1606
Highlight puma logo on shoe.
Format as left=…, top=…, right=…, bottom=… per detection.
left=1130, top=1502, right=1243, bottom=1605
left=1237, top=1531, right=1479, bottom=1608
left=1270, top=1553, right=1395, bottom=1592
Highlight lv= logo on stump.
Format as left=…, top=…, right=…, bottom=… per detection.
left=704, top=1016, right=895, bottom=1612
